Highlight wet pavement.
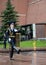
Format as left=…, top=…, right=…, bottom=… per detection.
left=0, top=51, right=46, bottom=65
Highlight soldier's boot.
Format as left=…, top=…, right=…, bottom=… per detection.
left=13, top=46, right=21, bottom=54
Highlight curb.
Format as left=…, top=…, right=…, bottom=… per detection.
left=0, top=48, right=46, bottom=53
left=21, top=48, right=46, bottom=52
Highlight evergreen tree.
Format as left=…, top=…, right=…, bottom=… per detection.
left=0, top=0, right=19, bottom=40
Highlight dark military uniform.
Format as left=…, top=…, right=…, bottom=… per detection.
left=6, top=28, right=20, bottom=59
left=5, top=21, right=20, bottom=59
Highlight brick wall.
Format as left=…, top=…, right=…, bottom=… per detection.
left=0, top=0, right=28, bottom=26
left=27, top=0, right=46, bottom=24
left=36, top=24, right=45, bottom=38
left=1, top=0, right=46, bottom=25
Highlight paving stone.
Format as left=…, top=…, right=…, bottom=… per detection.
left=0, top=51, right=46, bottom=65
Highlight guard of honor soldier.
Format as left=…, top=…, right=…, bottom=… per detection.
left=5, top=20, right=21, bottom=60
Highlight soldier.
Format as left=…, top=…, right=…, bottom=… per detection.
left=3, top=33, right=7, bottom=48
left=6, top=21, right=21, bottom=60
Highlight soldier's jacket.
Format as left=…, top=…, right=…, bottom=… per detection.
left=6, top=28, right=19, bottom=42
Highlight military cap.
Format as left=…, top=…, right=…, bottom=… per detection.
left=8, top=20, right=15, bottom=26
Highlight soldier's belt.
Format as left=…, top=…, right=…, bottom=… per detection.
left=9, top=36, right=15, bottom=38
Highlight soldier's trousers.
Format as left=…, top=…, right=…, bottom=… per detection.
left=10, top=46, right=14, bottom=58
left=9, top=38, right=20, bottom=58
left=10, top=45, right=19, bottom=58
left=10, top=40, right=19, bottom=58
left=4, top=40, right=6, bottom=48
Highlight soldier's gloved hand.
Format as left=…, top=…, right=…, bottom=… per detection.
left=8, top=38, right=11, bottom=42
